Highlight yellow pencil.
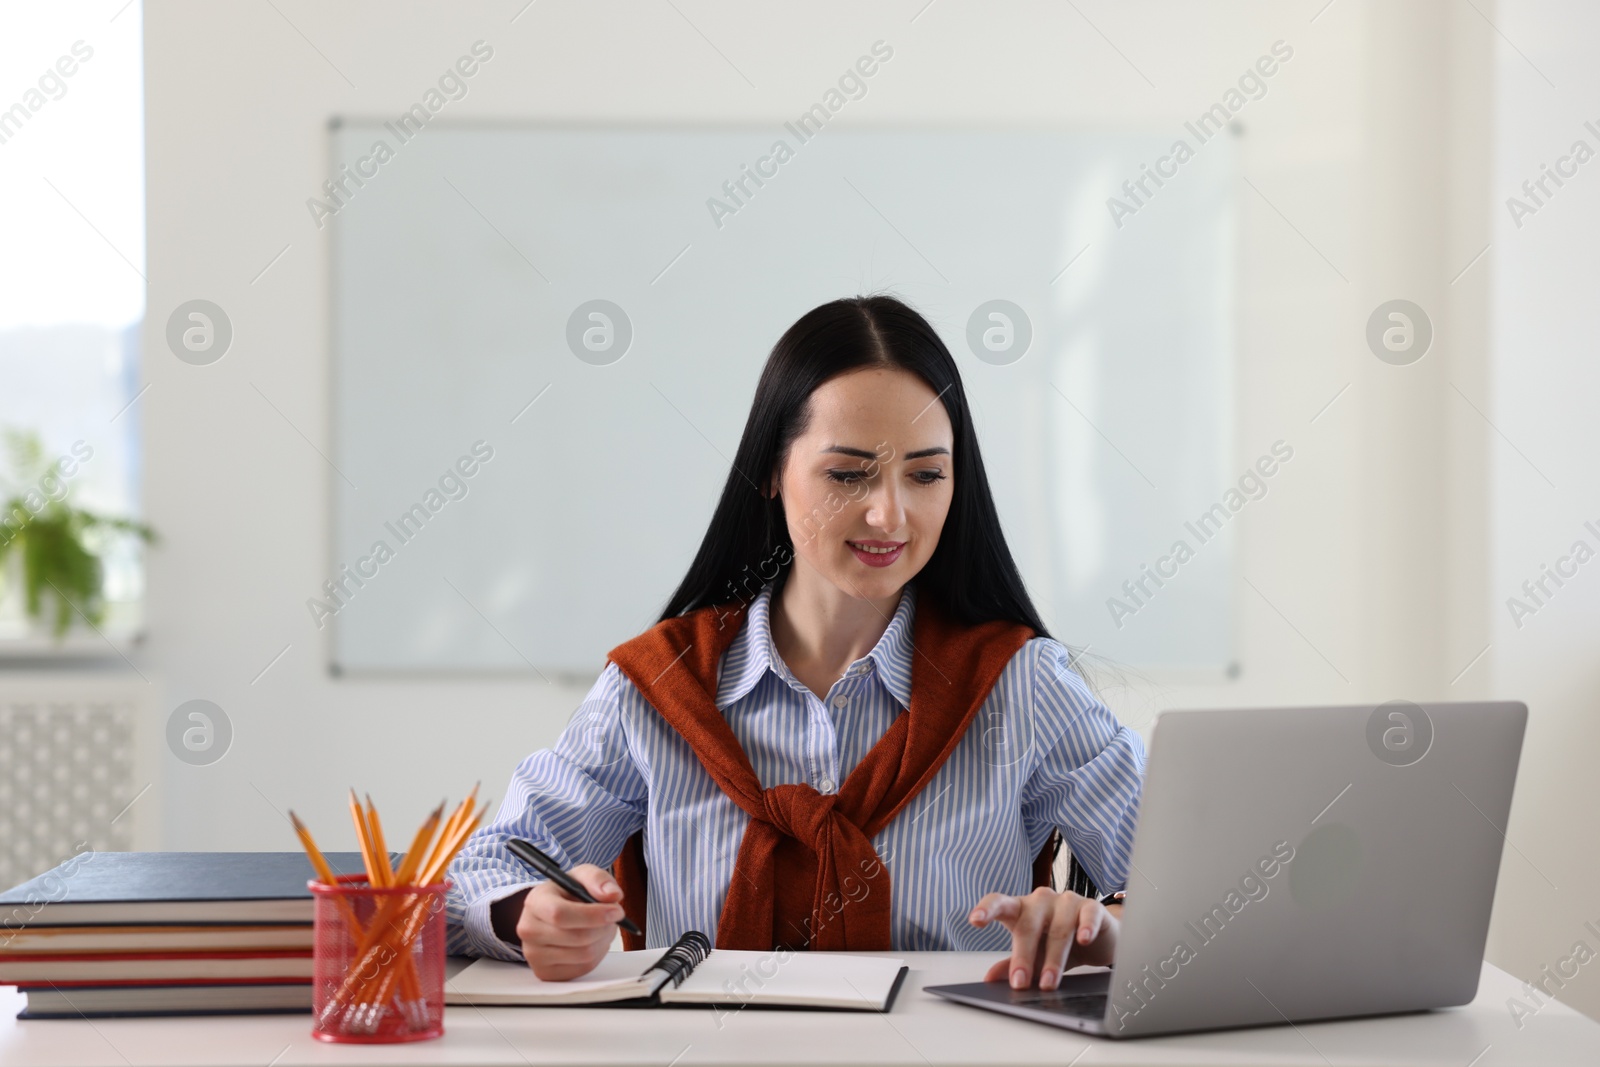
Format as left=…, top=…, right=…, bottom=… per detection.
left=421, top=806, right=486, bottom=885
left=365, top=794, right=394, bottom=888
left=435, top=793, right=471, bottom=854
left=440, top=781, right=480, bottom=843
left=349, top=788, right=381, bottom=886
left=289, top=811, right=340, bottom=886
left=392, top=802, right=445, bottom=887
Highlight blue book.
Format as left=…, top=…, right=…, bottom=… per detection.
left=17, top=982, right=313, bottom=1019
left=0, top=852, right=383, bottom=927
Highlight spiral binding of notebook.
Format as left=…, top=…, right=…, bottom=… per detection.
left=642, top=930, right=711, bottom=990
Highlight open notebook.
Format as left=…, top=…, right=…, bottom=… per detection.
left=446, top=931, right=907, bottom=1011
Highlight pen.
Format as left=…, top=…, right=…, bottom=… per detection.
left=506, top=837, right=643, bottom=936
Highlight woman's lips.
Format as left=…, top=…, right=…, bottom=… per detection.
left=848, top=540, right=904, bottom=568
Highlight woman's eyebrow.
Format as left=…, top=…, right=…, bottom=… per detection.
left=818, top=445, right=950, bottom=459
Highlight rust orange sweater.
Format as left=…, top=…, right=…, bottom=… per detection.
left=606, top=590, right=1049, bottom=951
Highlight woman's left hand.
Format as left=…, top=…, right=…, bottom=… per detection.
left=968, top=888, right=1119, bottom=990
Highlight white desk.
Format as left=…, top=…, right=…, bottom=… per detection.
left=3, top=954, right=1596, bottom=1066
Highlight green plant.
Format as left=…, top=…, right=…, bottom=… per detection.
left=0, top=429, right=155, bottom=639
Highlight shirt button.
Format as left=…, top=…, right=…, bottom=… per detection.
left=832, top=695, right=848, bottom=708
left=819, top=778, right=836, bottom=793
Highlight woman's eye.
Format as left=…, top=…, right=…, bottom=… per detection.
left=825, top=468, right=945, bottom=485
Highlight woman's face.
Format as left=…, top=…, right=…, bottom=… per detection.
left=772, top=366, right=955, bottom=603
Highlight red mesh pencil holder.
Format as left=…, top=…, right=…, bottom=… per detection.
left=309, top=874, right=449, bottom=1043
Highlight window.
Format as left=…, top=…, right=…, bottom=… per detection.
left=0, top=4, right=146, bottom=645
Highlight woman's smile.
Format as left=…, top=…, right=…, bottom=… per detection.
left=847, top=539, right=905, bottom=567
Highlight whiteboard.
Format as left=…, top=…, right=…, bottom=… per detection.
left=328, top=123, right=1235, bottom=676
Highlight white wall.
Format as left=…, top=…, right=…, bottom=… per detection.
left=136, top=0, right=1597, bottom=1020
left=1485, top=1, right=1600, bottom=1025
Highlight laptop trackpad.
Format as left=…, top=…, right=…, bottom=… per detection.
left=1008, top=970, right=1110, bottom=1017
left=930, top=970, right=1111, bottom=1020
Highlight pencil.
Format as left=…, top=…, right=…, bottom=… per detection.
left=420, top=807, right=485, bottom=884
left=392, top=802, right=445, bottom=887
left=360, top=795, right=422, bottom=1006
left=289, top=811, right=347, bottom=890
left=436, top=788, right=476, bottom=853
left=349, top=788, right=381, bottom=885
left=365, top=793, right=394, bottom=888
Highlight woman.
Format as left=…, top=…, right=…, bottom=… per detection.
left=446, top=295, right=1144, bottom=993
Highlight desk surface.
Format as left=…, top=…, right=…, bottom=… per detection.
left=3, top=954, right=1596, bottom=1067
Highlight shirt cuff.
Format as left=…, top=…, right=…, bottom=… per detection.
left=461, top=880, right=540, bottom=963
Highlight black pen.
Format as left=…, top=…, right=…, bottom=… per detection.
left=506, top=837, right=643, bottom=936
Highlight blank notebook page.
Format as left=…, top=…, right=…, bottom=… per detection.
left=445, top=950, right=665, bottom=1005
left=663, top=951, right=906, bottom=1009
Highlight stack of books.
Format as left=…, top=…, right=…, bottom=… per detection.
left=0, top=851, right=378, bottom=1018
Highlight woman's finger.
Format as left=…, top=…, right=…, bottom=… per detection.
left=968, top=892, right=1018, bottom=928
left=570, top=863, right=624, bottom=903
left=522, top=941, right=604, bottom=964
left=524, top=923, right=618, bottom=950
left=1038, top=894, right=1090, bottom=990
left=1075, top=898, right=1105, bottom=947
left=1004, top=889, right=1052, bottom=989
left=533, top=892, right=625, bottom=930
left=526, top=945, right=609, bottom=981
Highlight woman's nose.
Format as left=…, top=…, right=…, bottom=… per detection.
left=866, top=480, right=906, bottom=533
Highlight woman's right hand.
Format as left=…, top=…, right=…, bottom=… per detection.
left=511, top=863, right=626, bottom=980
left=969, top=887, right=1119, bottom=991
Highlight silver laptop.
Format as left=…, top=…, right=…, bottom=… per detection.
left=926, top=700, right=1527, bottom=1038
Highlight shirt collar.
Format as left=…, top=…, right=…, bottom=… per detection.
left=715, top=581, right=917, bottom=710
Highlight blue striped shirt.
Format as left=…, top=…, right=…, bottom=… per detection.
left=446, top=582, right=1144, bottom=959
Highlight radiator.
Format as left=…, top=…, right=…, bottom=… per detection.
left=0, top=675, right=154, bottom=892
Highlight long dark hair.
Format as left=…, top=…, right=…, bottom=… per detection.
left=658, top=294, right=1052, bottom=640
